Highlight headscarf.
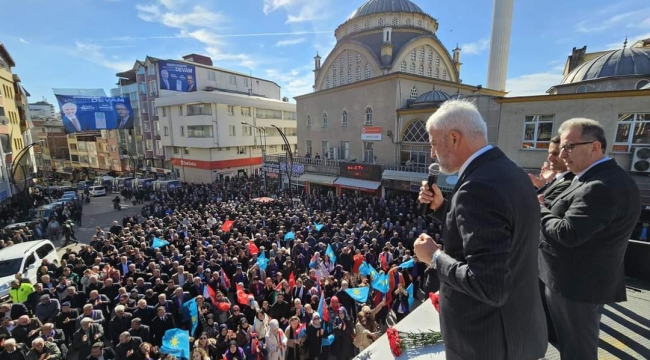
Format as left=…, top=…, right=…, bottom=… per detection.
left=310, top=312, right=321, bottom=329
left=330, top=296, right=340, bottom=313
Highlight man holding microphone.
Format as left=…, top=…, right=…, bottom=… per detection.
left=414, top=100, right=547, bottom=360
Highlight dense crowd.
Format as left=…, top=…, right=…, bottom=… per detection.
left=0, top=176, right=439, bottom=360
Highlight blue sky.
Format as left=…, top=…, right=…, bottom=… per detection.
left=1, top=0, right=649, bottom=104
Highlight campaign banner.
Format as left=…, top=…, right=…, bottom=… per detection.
left=159, top=61, right=197, bottom=92
left=56, top=96, right=134, bottom=134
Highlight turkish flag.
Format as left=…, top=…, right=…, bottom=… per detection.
left=215, top=302, right=231, bottom=312
left=288, top=273, right=296, bottom=289
left=249, top=242, right=259, bottom=256
left=236, top=284, right=250, bottom=305
left=221, top=220, right=234, bottom=232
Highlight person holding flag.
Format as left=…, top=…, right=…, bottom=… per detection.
left=284, top=316, right=305, bottom=360
left=306, top=312, right=328, bottom=360
left=265, top=319, right=287, bottom=360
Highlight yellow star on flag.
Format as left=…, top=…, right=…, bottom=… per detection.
left=353, top=289, right=361, bottom=296
left=170, top=336, right=179, bottom=348
left=191, top=316, right=197, bottom=323
left=381, top=279, right=388, bottom=286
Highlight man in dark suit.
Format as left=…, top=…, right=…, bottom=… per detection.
left=186, top=75, right=197, bottom=92
left=114, top=103, right=134, bottom=130
left=160, top=69, right=171, bottom=90
left=415, top=100, right=547, bottom=360
left=150, top=306, right=175, bottom=346
left=128, top=318, right=151, bottom=343
left=539, top=118, right=641, bottom=360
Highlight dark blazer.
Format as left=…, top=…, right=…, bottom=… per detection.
left=538, top=172, right=575, bottom=207
left=115, top=336, right=142, bottom=360
left=150, top=314, right=175, bottom=346
left=129, top=325, right=151, bottom=343
left=428, top=147, right=547, bottom=360
left=540, top=159, right=641, bottom=303
left=116, top=116, right=134, bottom=130
left=62, top=116, right=83, bottom=133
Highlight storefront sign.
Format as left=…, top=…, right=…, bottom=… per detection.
left=361, top=126, right=383, bottom=141
left=171, top=157, right=262, bottom=170
left=340, top=163, right=382, bottom=181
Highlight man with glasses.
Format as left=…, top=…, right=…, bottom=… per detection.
left=539, top=118, right=641, bottom=360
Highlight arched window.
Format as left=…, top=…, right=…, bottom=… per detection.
left=333, top=66, right=338, bottom=86
left=418, top=64, right=424, bottom=76
left=365, top=64, right=371, bottom=79
left=306, top=115, right=311, bottom=127
left=442, top=69, right=447, bottom=80
left=406, top=18, right=412, bottom=26
left=340, top=70, right=345, bottom=85
left=410, top=86, right=418, bottom=99
left=326, top=76, right=330, bottom=89
left=427, top=66, right=432, bottom=77
left=322, top=113, right=328, bottom=127
left=576, top=85, right=587, bottom=93
left=435, top=68, right=439, bottom=78
left=636, top=79, right=650, bottom=90
left=378, top=18, right=384, bottom=27
left=365, top=20, right=370, bottom=28
left=417, top=19, right=422, bottom=27
left=365, top=108, right=373, bottom=125
left=348, top=66, right=352, bottom=83
left=348, top=53, right=352, bottom=65
left=427, top=49, right=433, bottom=65
left=341, top=110, right=348, bottom=127
left=392, top=17, right=398, bottom=26
left=357, top=54, right=361, bottom=63
left=401, top=119, right=430, bottom=167
left=436, top=57, right=440, bottom=67
left=410, top=62, right=415, bottom=73
left=340, top=55, right=344, bottom=68
left=419, top=47, right=425, bottom=61
left=356, top=65, right=361, bottom=81
left=401, top=61, right=407, bottom=72
left=410, top=49, right=416, bottom=62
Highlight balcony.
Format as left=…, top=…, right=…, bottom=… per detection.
left=265, top=155, right=430, bottom=176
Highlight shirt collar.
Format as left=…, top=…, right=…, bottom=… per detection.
left=555, top=171, right=570, bottom=181
left=575, top=157, right=610, bottom=180
left=459, top=145, right=493, bottom=178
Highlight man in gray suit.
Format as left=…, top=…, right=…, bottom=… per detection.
left=539, top=118, right=641, bottom=360
left=416, top=100, right=547, bottom=360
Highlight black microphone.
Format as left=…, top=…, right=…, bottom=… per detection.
left=420, top=163, right=440, bottom=216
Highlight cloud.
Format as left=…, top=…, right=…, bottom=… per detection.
left=505, top=71, right=564, bottom=97
left=461, top=38, right=489, bottom=55
left=74, top=42, right=133, bottom=71
left=263, top=0, right=303, bottom=15
left=136, top=4, right=226, bottom=29
left=19, top=38, right=28, bottom=44
left=262, top=0, right=328, bottom=24
left=575, top=7, right=650, bottom=33
left=275, top=37, right=306, bottom=47
left=265, top=67, right=314, bottom=98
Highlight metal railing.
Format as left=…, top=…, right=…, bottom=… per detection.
left=265, top=155, right=430, bottom=173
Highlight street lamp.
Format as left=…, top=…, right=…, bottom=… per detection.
left=9, top=140, right=44, bottom=215
left=242, top=121, right=267, bottom=191
left=180, top=147, right=189, bottom=182
left=270, top=125, right=293, bottom=200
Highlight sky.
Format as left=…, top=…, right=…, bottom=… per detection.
left=1, top=0, right=649, bottom=105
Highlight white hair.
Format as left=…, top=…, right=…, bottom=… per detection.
left=426, top=99, right=487, bottom=141
left=81, top=317, right=93, bottom=325
left=4, top=339, right=16, bottom=346
left=62, top=102, right=76, bottom=111
left=114, top=305, right=125, bottom=313
left=32, top=338, right=44, bottom=346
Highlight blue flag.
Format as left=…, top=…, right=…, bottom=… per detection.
left=360, top=261, right=378, bottom=278
left=256, top=251, right=269, bottom=271
left=398, top=259, right=414, bottom=269
left=406, top=283, right=415, bottom=310
left=344, top=287, right=369, bottom=303
left=322, top=333, right=335, bottom=346
left=284, top=231, right=295, bottom=240
left=372, top=273, right=389, bottom=294
left=160, top=328, right=190, bottom=360
left=181, top=298, right=198, bottom=336
left=325, top=244, right=337, bottom=264
left=313, top=222, right=324, bottom=231
left=152, top=237, right=169, bottom=249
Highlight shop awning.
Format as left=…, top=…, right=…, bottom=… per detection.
left=334, top=177, right=381, bottom=191
left=297, top=173, right=338, bottom=185
left=382, top=170, right=428, bottom=183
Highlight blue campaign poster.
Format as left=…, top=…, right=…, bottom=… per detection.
left=56, top=95, right=134, bottom=134
left=158, top=61, right=197, bottom=92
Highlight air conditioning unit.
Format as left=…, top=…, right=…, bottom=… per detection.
left=631, top=147, right=650, bottom=172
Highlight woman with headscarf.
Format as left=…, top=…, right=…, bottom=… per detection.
left=215, top=324, right=231, bottom=355
left=306, top=312, right=328, bottom=360
left=235, top=317, right=252, bottom=355
left=284, top=316, right=304, bottom=360
left=193, top=332, right=219, bottom=359
left=332, top=306, right=354, bottom=360
left=202, top=314, right=219, bottom=338
left=223, top=340, right=246, bottom=360
left=252, top=309, right=269, bottom=339
left=391, top=282, right=410, bottom=323
left=264, top=319, right=287, bottom=360
left=353, top=311, right=379, bottom=353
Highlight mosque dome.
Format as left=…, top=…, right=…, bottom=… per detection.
left=412, top=90, right=451, bottom=104
left=561, top=47, right=650, bottom=85
left=347, top=0, right=426, bottom=21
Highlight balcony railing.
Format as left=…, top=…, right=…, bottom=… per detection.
left=265, top=155, right=430, bottom=173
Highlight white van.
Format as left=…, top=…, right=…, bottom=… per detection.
left=0, top=240, right=60, bottom=300
left=89, top=186, right=107, bottom=197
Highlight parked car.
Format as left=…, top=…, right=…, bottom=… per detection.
left=0, top=240, right=60, bottom=300
left=88, top=186, right=107, bottom=197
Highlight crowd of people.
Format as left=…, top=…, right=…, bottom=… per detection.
left=0, top=176, right=438, bottom=360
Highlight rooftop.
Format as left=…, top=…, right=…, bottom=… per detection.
left=347, top=0, right=426, bottom=21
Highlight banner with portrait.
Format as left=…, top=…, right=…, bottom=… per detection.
left=55, top=96, right=134, bottom=134
left=158, top=61, right=197, bottom=92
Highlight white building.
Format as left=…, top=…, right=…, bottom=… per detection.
left=28, top=101, right=57, bottom=119
left=155, top=91, right=297, bottom=183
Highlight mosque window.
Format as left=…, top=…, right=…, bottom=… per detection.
left=410, top=62, right=415, bottom=74
left=436, top=57, right=441, bottom=67
left=410, top=49, right=416, bottom=62
left=392, top=17, right=398, bottom=26
left=326, top=76, right=330, bottom=89
left=401, top=61, right=407, bottom=72
left=417, top=19, right=422, bottom=27
left=365, top=63, right=371, bottom=79
left=613, top=113, right=650, bottom=152
left=401, top=119, right=430, bottom=166
left=348, top=53, right=353, bottom=66
left=442, top=69, right=447, bottom=80
left=357, top=54, right=361, bottom=64
left=378, top=18, right=384, bottom=27
left=419, top=47, right=425, bottom=62
left=348, top=66, right=352, bottom=83
left=418, top=65, right=424, bottom=76
left=427, top=66, right=432, bottom=77
left=354, top=24, right=358, bottom=32
left=406, top=18, right=412, bottom=26
left=428, top=49, right=433, bottom=65
left=306, top=115, right=311, bottom=127
left=410, top=86, right=418, bottom=99
left=340, top=55, right=344, bottom=68
left=365, top=107, right=373, bottom=125
left=522, top=115, right=554, bottom=150
left=341, top=110, right=348, bottom=127
left=365, top=20, right=370, bottom=29
left=635, top=79, right=649, bottom=90
left=333, top=67, right=338, bottom=86
left=340, top=70, right=345, bottom=85
left=435, top=68, right=440, bottom=78
left=322, top=113, right=328, bottom=128
left=356, top=65, right=361, bottom=81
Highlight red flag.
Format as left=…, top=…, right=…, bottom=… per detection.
left=249, top=242, right=259, bottom=256
left=275, top=281, right=284, bottom=292
left=429, top=292, right=440, bottom=312
left=216, top=302, right=231, bottom=312
left=205, top=285, right=219, bottom=307
left=236, top=284, right=249, bottom=305
left=288, top=273, right=296, bottom=289
left=220, top=269, right=231, bottom=289
left=221, top=220, right=234, bottom=232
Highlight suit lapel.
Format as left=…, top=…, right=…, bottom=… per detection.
left=548, top=159, right=616, bottom=207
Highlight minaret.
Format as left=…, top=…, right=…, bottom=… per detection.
left=313, top=52, right=322, bottom=90
left=452, top=44, right=462, bottom=75
left=486, top=0, right=515, bottom=92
